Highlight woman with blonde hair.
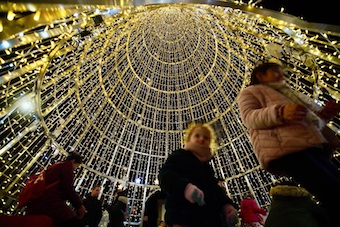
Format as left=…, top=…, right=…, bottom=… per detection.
left=158, top=123, right=238, bottom=227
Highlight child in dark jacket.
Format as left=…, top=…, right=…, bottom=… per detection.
left=158, top=123, right=238, bottom=227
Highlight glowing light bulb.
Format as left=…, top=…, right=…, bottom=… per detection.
left=135, top=177, right=142, bottom=184
left=18, top=95, right=35, bottom=112
left=7, top=10, right=15, bottom=21
left=33, top=11, right=41, bottom=21
left=1, top=40, right=10, bottom=49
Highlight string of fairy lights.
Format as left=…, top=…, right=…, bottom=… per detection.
left=0, top=2, right=339, bottom=225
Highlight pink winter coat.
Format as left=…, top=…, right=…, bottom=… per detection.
left=237, top=84, right=326, bottom=170
left=240, top=198, right=267, bottom=223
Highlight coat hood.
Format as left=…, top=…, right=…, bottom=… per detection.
left=270, top=185, right=312, bottom=198
left=118, top=196, right=128, bottom=204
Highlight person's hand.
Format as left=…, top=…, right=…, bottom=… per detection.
left=78, top=205, right=86, bottom=219
left=222, top=204, right=238, bottom=227
left=184, top=183, right=205, bottom=206
left=143, top=215, right=148, bottom=222
left=282, top=104, right=307, bottom=121
left=320, top=100, right=340, bottom=121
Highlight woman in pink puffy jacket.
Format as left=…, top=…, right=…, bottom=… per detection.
left=237, top=62, right=340, bottom=226
left=240, top=194, right=267, bottom=227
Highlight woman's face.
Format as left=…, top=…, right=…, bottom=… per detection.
left=189, top=126, right=211, bottom=147
left=256, top=66, right=285, bottom=84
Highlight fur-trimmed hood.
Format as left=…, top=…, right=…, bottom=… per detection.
left=118, top=196, right=128, bottom=204
left=270, top=185, right=312, bottom=198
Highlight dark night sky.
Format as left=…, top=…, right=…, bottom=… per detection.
left=259, top=0, right=339, bottom=26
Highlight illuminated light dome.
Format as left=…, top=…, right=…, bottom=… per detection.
left=1, top=1, right=339, bottom=224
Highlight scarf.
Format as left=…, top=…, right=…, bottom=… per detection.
left=184, top=141, right=213, bottom=163
left=266, top=81, right=325, bottom=130
left=266, top=82, right=340, bottom=154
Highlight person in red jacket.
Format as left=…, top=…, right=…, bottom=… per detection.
left=239, top=194, right=267, bottom=227
left=26, top=152, right=86, bottom=226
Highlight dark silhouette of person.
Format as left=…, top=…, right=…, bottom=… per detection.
left=82, top=185, right=103, bottom=227
left=106, top=190, right=129, bottom=227
left=143, top=190, right=166, bottom=227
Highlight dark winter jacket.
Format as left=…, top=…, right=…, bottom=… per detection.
left=144, top=190, right=166, bottom=227
left=107, top=196, right=128, bottom=227
left=240, top=197, right=267, bottom=223
left=26, top=160, right=83, bottom=224
left=158, top=149, right=235, bottom=227
left=265, top=185, right=330, bottom=227
left=82, top=193, right=103, bottom=227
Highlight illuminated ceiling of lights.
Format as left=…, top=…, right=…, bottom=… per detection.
left=1, top=1, right=340, bottom=224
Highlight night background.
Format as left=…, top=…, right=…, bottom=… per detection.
left=259, top=0, right=338, bottom=26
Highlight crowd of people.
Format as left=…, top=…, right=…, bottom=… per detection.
left=13, top=61, right=340, bottom=226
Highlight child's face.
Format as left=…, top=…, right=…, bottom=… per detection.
left=257, top=66, right=285, bottom=84
left=189, top=126, right=211, bottom=147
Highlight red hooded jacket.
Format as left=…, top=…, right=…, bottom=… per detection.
left=240, top=197, right=267, bottom=223
left=26, top=160, right=82, bottom=224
